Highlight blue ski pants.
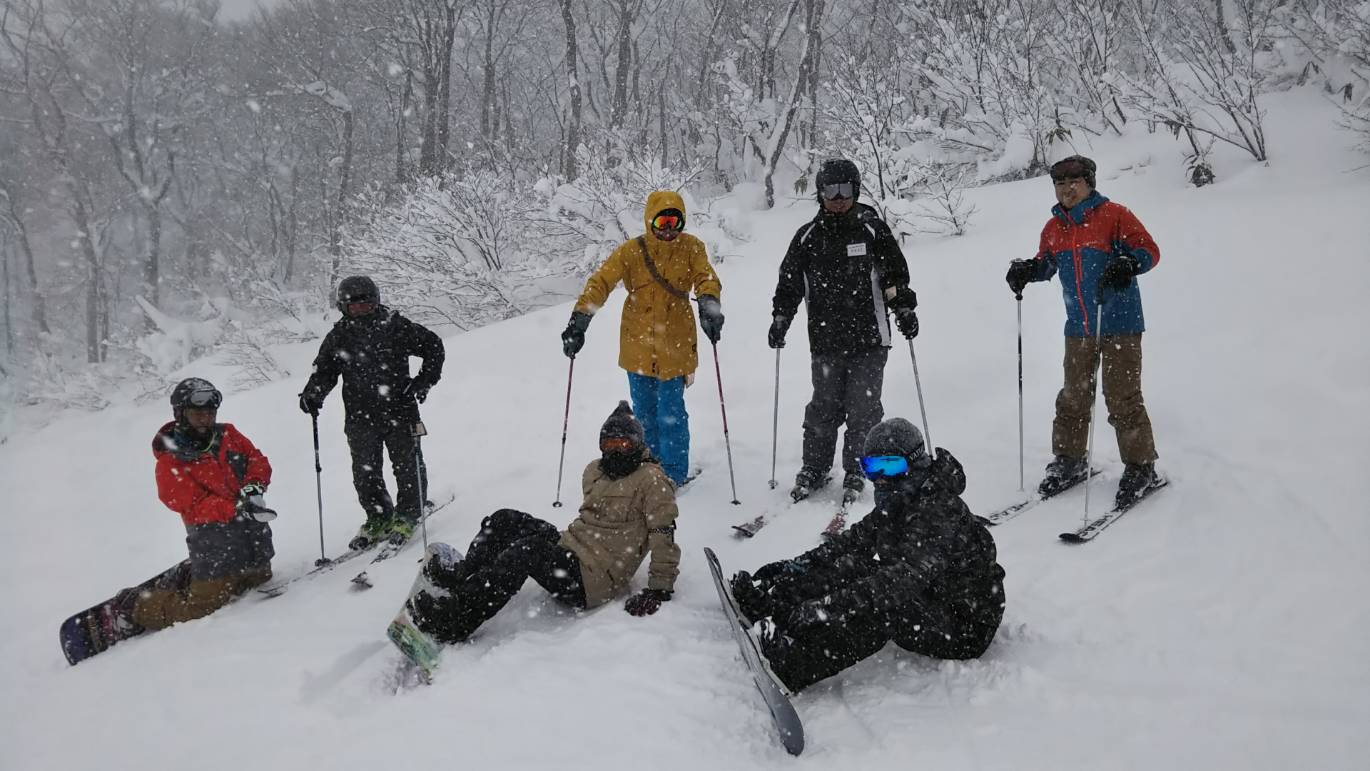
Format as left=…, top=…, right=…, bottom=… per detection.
left=627, top=371, right=689, bottom=485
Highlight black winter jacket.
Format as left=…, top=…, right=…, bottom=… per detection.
left=772, top=203, right=913, bottom=356
left=302, top=306, right=445, bottom=429
left=752, top=450, right=1005, bottom=654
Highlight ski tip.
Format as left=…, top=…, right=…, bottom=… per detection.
left=1058, top=532, right=1088, bottom=543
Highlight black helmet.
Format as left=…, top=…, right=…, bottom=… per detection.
left=336, top=275, right=380, bottom=314
left=815, top=158, right=862, bottom=203
left=170, top=377, right=222, bottom=421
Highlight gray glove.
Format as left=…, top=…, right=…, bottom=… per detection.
left=698, top=296, right=724, bottom=343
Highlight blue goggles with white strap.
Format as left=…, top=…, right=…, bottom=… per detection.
left=860, top=454, right=911, bottom=479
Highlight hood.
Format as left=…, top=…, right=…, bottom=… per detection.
left=871, top=448, right=966, bottom=509
left=643, top=190, right=687, bottom=232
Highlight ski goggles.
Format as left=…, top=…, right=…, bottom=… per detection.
left=344, top=301, right=376, bottom=317
left=650, top=212, right=684, bottom=232
left=186, top=387, right=222, bottom=410
left=600, top=436, right=638, bottom=453
left=860, top=454, right=910, bottom=479
left=819, top=182, right=855, bottom=201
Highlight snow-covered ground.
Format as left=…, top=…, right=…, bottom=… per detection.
left=3, top=89, right=1368, bottom=770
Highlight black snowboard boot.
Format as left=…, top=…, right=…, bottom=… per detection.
left=790, top=467, right=830, bottom=502
left=1115, top=462, right=1159, bottom=508
left=1038, top=455, right=1088, bottom=497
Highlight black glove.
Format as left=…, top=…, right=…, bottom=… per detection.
left=236, top=483, right=277, bottom=522
left=893, top=308, right=919, bottom=338
left=1005, top=259, right=1038, bottom=297
left=752, top=559, right=794, bottom=584
left=697, top=295, right=724, bottom=343
left=767, top=315, right=791, bottom=349
left=1098, top=255, right=1140, bottom=292
left=298, top=391, right=324, bottom=415
left=886, top=286, right=918, bottom=338
left=561, top=311, right=592, bottom=358
left=403, top=379, right=432, bottom=404
left=624, top=588, right=672, bottom=616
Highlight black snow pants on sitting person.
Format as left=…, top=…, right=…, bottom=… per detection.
left=757, top=575, right=1003, bottom=693
left=411, top=509, right=586, bottom=643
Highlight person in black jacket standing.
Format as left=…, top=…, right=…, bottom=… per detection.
left=770, top=158, right=920, bottom=503
left=729, top=418, right=1005, bottom=693
left=299, top=276, right=445, bottom=549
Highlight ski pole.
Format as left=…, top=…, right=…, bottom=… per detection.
left=769, top=348, right=780, bottom=489
left=414, top=428, right=429, bottom=550
left=711, top=341, right=741, bottom=505
left=1016, top=293, right=1025, bottom=492
left=906, top=338, right=932, bottom=452
left=1082, top=302, right=1105, bottom=520
left=553, top=356, right=575, bottom=507
left=311, top=412, right=329, bottom=566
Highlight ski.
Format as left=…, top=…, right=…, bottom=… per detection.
left=256, top=493, right=455, bottom=596
left=366, top=493, right=458, bottom=565
left=983, top=468, right=1102, bottom=526
left=1059, top=476, right=1169, bottom=543
left=732, top=476, right=831, bottom=538
left=821, top=489, right=861, bottom=540
left=703, top=547, right=805, bottom=756
left=675, top=466, right=705, bottom=493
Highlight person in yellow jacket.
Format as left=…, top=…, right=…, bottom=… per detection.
left=561, top=190, right=723, bottom=487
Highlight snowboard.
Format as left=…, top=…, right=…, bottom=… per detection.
left=59, top=561, right=189, bottom=665
left=385, top=542, right=464, bottom=684
left=703, top=547, right=805, bottom=756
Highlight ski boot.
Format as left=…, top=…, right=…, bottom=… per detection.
left=1115, top=462, right=1160, bottom=508
left=349, top=516, right=394, bottom=551
left=385, top=517, right=419, bottom=546
left=1037, top=455, right=1089, bottom=497
left=840, top=471, right=864, bottom=505
left=789, top=468, right=830, bottom=502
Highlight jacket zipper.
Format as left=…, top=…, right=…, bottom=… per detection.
left=1070, top=215, right=1090, bottom=335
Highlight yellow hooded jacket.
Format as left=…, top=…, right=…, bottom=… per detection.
left=574, top=191, right=722, bottom=380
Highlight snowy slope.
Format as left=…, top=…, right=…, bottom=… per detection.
left=2, top=89, right=1368, bottom=770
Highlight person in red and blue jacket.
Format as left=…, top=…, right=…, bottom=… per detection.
left=1006, top=156, right=1162, bottom=508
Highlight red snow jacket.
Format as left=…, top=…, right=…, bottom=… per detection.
left=152, top=421, right=272, bottom=527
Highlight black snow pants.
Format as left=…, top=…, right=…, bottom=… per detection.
left=802, top=348, right=889, bottom=477
left=412, top=509, right=586, bottom=643
left=758, top=574, right=1002, bottom=693
left=345, top=419, right=428, bottom=524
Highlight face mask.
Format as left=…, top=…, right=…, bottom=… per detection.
left=600, top=450, right=643, bottom=479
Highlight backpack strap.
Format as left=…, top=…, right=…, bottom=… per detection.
left=635, top=236, right=691, bottom=302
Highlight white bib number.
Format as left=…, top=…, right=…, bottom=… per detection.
left=846, top=243, right=868, bottom=257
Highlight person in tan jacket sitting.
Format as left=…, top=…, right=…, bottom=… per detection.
left=407, top=401, right=681, bottom=643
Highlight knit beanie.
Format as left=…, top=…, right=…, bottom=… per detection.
left=600, top=400, right=646, bottom=448
left=862, top=418, right=931, bottom=469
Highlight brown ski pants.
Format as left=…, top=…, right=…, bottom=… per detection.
left=1052, top=334, right=1157, bottom=465
left=131, top=566, right=272, bottom=631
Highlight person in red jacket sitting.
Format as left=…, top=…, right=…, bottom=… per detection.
left=118, top=378, right=278, bottom=632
